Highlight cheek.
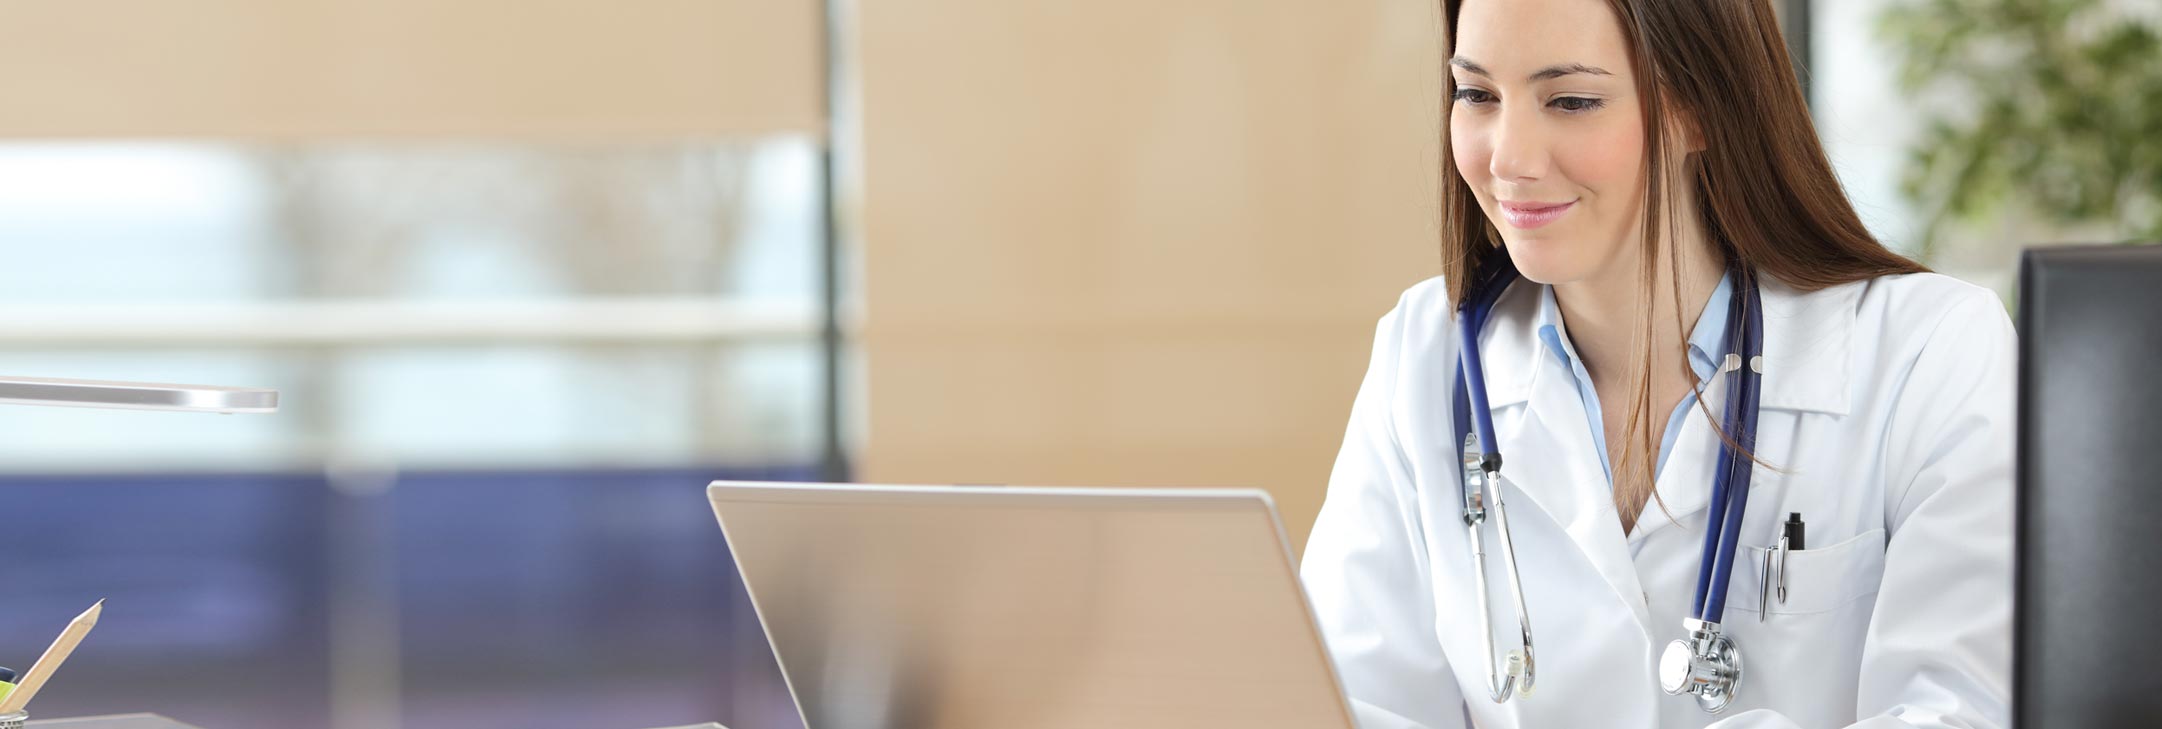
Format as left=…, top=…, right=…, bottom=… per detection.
left=1449, top=116, right=1494, bottom=190
left=1552, top=114, right=1645, bottom=204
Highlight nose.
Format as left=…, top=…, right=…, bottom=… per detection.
left=1487, top=108, right=1549, bottom=183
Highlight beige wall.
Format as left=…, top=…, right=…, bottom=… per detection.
left=857, top=2, right=1445, bottom=550
left=0, top=0, right=821, bottom=139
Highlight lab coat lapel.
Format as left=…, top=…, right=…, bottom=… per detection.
left=1493, top=339, right=1654, bottom=635
left=1630, top=370, right=1727, bottom=544
left=1629, top=274, right=1858, bottom=543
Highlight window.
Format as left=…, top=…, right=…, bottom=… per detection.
left=0, top=141, right=820, bottom=729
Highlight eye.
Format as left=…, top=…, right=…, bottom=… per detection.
left=1550, top=96, right=1606, bottom=113
left=1451, top=87, right=1497, bottom=106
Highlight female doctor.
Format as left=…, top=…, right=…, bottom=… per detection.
left=1299, top=0, right=2013, bottom=726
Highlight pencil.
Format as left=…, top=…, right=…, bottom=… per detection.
left=0, top=599, right=102, bottom=714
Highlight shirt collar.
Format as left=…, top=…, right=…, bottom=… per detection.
left=1533, top=270, right=1734, bottom=384
left=1478, top=269, right=1854, bottom=416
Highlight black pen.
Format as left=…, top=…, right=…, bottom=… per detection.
left=1766, top=513, right=1805, bottom=609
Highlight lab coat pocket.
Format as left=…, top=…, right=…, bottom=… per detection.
left=1739, top=528, right=1888, bottom=616
left=1718, top=528, right=1887, bottom=724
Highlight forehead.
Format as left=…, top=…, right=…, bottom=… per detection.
left=1453, top=0, right=1634, bottom=78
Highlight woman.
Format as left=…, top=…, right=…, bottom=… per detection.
left=1299, top=0, right=2012, bottom=726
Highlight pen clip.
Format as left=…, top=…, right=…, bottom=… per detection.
left=1773, top=535, right=1790, bottom=605
left=1758, top=546, right=1772, bottom=622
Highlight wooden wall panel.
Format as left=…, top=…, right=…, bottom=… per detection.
left=0, top=0, right=821, bottom=138
left=858, top=1, right=1445, bottom=551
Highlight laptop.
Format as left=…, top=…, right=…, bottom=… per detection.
left=707, top=481, right=1358, bottom=729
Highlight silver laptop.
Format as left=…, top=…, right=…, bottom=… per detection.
left=707, top=481, right=1358, bottom=729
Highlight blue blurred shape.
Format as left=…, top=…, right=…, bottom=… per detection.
left=0, top=466, right=812, bottom=729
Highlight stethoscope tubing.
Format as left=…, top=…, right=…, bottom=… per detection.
left=1697, top=272, right=1763, bottom=624
left=1454, top=262, right=1765, bottom=626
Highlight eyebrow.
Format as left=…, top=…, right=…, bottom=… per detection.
left=1449, top=57, right=1614, bottom=82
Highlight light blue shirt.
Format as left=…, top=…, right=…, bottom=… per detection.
left=1534, top=272, right=1733, bottom=486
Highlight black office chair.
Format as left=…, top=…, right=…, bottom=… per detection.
left=2017, top=244, right=2162, bottom=728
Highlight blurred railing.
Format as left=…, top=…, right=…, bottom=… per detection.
left=0, top=467, right=810, bottom=729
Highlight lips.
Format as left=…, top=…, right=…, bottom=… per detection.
left=1498, top=200, right=1575, bottom=230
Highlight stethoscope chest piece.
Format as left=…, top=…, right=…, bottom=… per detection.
left=1659, top=618, right=1743, bottom=713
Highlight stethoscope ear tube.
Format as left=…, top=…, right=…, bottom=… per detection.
left=1455, top=258, right=1518, bottom=474
left=1458, top=313, right=1503, bottom=474
left=1698, top=272, right=1765, bottom=625
left=1666, top=268, right=1765, bottom=714
left=1451, top=258, right=1533, bottom=703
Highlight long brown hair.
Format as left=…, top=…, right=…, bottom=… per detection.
left=1437, top=0, right=1926, bottom=528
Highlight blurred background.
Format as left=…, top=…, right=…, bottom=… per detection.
left=0, top=0, right=2151, bottom=728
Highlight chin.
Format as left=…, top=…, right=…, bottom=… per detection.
left=1497, top=233, right=1598, bottom=286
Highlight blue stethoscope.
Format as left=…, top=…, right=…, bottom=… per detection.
left=1450, top=256, right=1764, bottom=713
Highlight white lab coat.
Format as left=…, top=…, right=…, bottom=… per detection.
left=1301, top=271, right=2013, bottom=729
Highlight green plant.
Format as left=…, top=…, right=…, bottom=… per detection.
left=1879, top=0, right=2162, bottom=256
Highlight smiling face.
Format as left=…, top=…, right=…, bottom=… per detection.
left=1448, top=0, right=1651, bottom=286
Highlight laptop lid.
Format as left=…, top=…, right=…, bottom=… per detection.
left=708, top=481, right=1357, bottom=729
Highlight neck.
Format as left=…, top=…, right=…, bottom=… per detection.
left=1552, top=205, right=1723, bottom=387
